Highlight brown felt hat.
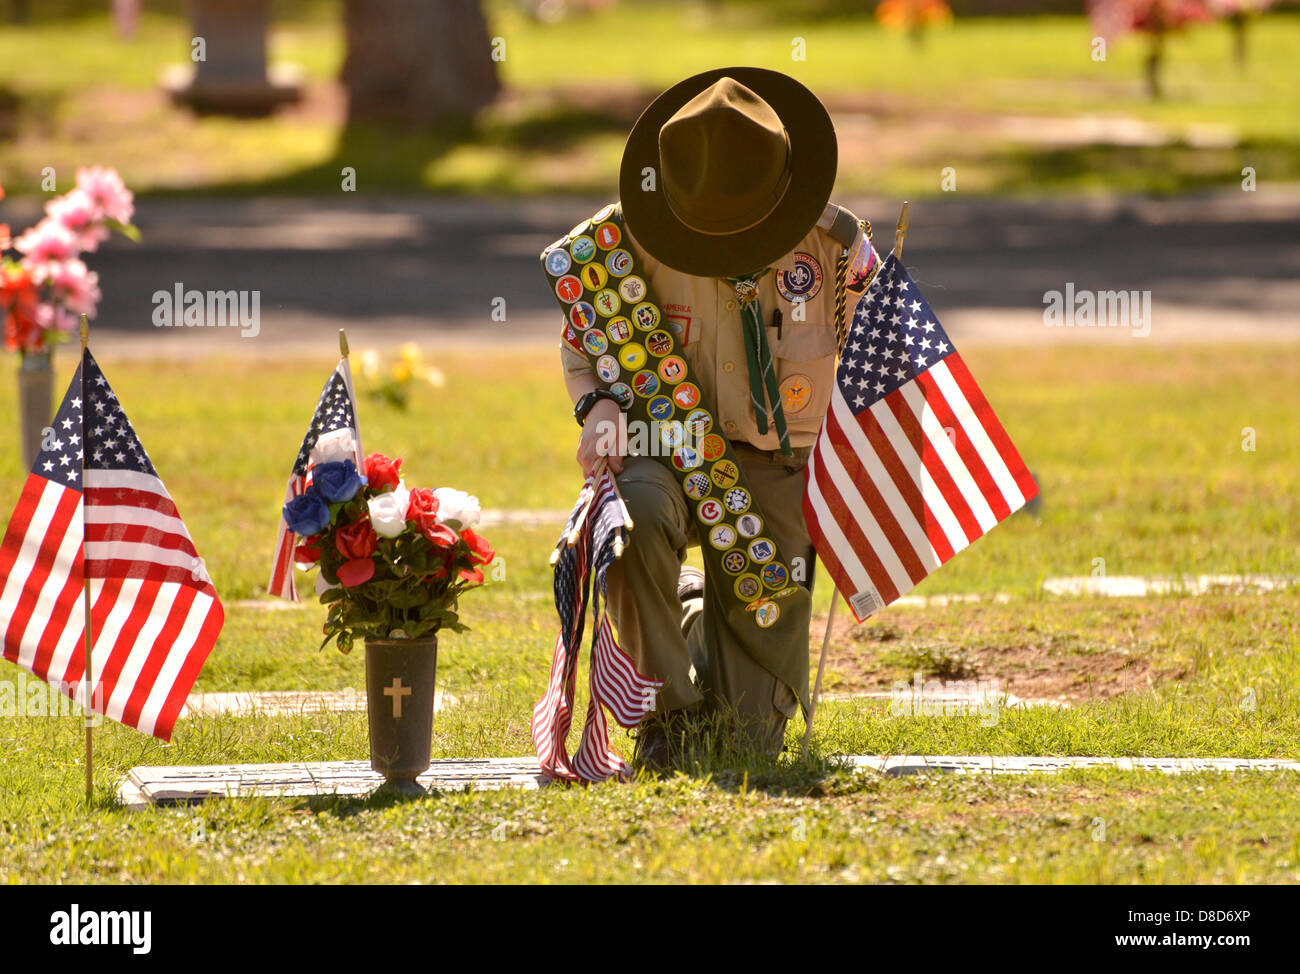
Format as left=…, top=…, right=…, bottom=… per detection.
left=619, top=67, right=837, bottom=279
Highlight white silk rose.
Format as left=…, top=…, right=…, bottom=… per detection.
left=367, top=483, right=410, bottom=538
left=433, top=488, right=480, bottom=528
left=310, top=428, right=357, bottom=466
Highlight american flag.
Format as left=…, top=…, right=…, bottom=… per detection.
left=532, top=468, right=661, bottom=783
left=0, top=350, right=224, bottom=741
left=804, top=254, right=1038, bottom=622
left=268, top=359, right=363, bottom=601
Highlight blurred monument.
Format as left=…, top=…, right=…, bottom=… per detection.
left=341, top=0, right=502, bottom=126
left=162, top=0, right=303, bottom=116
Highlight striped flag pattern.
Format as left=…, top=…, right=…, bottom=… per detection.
left=532, top=468, right=661, bottom=782
left=268, top=359, right=363, bottom=601
left=804, top=254, right=1038, bottom=622
left=0, top=350, right=224, bottom=740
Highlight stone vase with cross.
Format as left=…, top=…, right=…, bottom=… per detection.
left=364, top=637, right=439, bottom=794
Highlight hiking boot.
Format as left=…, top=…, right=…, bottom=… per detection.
left=632, top=709, right=691, bottom=774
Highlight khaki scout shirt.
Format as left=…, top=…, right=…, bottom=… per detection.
left=560, top=202, right=878, bottom=451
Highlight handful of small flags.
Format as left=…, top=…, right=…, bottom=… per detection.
left=532, top=459, right=661, bottom=783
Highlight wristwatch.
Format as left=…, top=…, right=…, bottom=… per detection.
left=574, top=388, right=621, bottom=427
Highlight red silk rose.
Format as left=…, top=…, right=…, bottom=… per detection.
left=335, top=516, right=379, bottom=560
left=459, top=566, right=485, bottom=584
left=421, top=522, right=459, bottom=549
left=460, top=527, right=495, bottom=565
left=294, top=542, right=321, bottom=565
left=406, top=487, right=439, bottom=532
left=337, top=557, right=376, bottom=587
left=363, top=452, right=402, bottom=491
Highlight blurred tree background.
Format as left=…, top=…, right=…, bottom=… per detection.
left=0, top=0, right=1296, bottom=197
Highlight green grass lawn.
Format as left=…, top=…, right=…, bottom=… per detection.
left=0, top=4, right=1296, bottom=197
left=0, top=341, right=1297, bottom=882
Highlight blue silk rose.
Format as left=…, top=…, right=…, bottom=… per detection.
left=283, top=488, right=332, bottom=537
left=313, top=460, right=366, bottom=504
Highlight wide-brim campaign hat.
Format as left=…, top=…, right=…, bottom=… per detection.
left=619, top=67, right=837, bottom=279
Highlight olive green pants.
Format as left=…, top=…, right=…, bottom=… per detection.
left=606, top=443, right=815, bottom=754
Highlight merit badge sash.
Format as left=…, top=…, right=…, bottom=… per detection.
left=541, top=203, right=813, bottom=708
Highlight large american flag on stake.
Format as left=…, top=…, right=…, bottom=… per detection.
left=268, top=359, right=363, bottom=601
left=0, top=350, right=224, bottom=740
left=804, top=254, right=1038, bottom=622
left=532, top=468, right=661, bottom=783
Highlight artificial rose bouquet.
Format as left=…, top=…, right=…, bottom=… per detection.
left=283, top=441, right=494, bottom=654
left=1, top=167, right=138, bottom=355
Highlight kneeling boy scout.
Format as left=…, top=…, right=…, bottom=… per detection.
left=542, top=68, right=879, bottom=770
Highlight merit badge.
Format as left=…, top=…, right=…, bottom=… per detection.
left=620, top=276, right=647, bottom=302
left=658, top=355, right=686, bottom=384
left=683, top=472, right=711, bottom=500
left=618, top=343, right=648, bottom=370
left=724, top=486, right=751, bottom=514
left=609, top=382, right=633, bottom=406
left=581, top=262, right=608, bottom=291
left=710, top=459, right=740, bottom=489
left=735, top=575, right=762, bottom=602
left=606, top=316, right=632, bottom=343
left=593, top=289, right=620, bottom=317
left=747, top=538, right=775, bottom=564
left=672, top=445, right=702, bottom=471
left=632, top=301, right=659, bottom=330
left=659, top=420, right=685, bottom=450
left=545, top=248, right=572, bottom=276
left=592, top=203, right=617, bottom=223
left=645, top=330, right=674, bottom=357
left=606, top=249, right=632, bottom=277
left=777, top=251, right=823, bottom=302
left=779, top=373, right=813, bottom=415
left=568, top=219, right=591, bottom=240
left=594, top=222, right=621, bottom=250
left=582, top=328, right=608, bottom=355
left=633, top=370, right=660, bottom=397
left=722, top=551, right=748, bottom=574
left=699, top=433, right=726, bottom=462
left=563, top=323, right=585, bottom=354
left=647, top=395, right=674, bottom=421
left=736, top=513, right=763, bottom=538
left=761, top=563, right=789, bottom=590
left=697, top=498, right=725, bottom=525
left=571, top=302, right=597, bottom=331
left=755, top=601, right=780, bottom=628
left=672, top=382, right=701, bottom=409
left=570, top=235, right=597, bottom=263
left=555, top=275, right=583, bottom=303
left=708, top=524, right=737, bottom=550
left=684, top=409, right=713, bottom=436
left=596, top=355, right=620, bottom=383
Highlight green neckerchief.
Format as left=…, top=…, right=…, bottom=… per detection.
left=725, top=270, right=792, bottom=457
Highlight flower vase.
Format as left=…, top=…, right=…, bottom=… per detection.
left=364, top=636, right=438, bottom=795
left=18, top=350, right=54, bottom=470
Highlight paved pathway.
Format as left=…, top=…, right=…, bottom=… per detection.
left=6, top=190, right=1292, bottom=358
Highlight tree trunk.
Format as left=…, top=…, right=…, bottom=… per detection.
left=341, top=0, right=501, bottom=128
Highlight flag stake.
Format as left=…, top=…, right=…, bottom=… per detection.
left=338, top=328, right=349, bottom=358
left=800, top=592, right=839, bottom=760
left=894, top=201, right=910, bottom=259
left=79, top=314, right=93, bottom=804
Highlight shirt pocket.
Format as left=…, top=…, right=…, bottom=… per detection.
left=769, top=320, right=838, bottom=428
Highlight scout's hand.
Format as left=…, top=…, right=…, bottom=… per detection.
left=577, top=399, right=626, bottom=477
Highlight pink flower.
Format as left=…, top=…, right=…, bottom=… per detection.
left=45, top=189, right=110, bottom=253
left=35, top=259, right=100, bottom=314
left=75, top=166, right=134, bottom=225
left=14, top=218, right=79, bottom=265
